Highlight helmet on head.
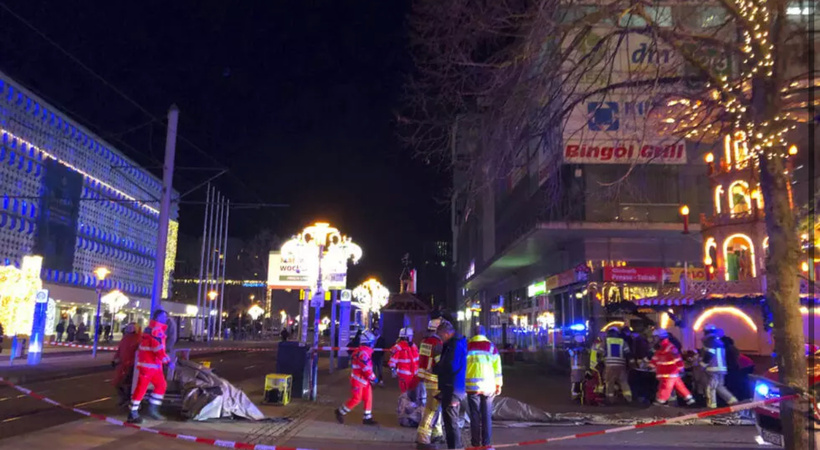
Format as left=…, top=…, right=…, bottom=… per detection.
left=652, top=328, right=669, bottom=339
left=399, top=327, right=414, bottom=340
left=359, top=330, right=376, bottom=346
left=427, top=318, right=441, bottom=331
left=606, top=327, right=620, bottom=336
left=703, top=324, right=719, bottom=335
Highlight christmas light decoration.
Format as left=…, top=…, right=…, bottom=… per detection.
left=723, top=233, right=757, bottom=279
left=352, top=278, right=390, bottom=316
left=0, top=264, right=43, bottom=336
left=693, top=306, right=758, bottom=332
left=248, top=304, right=264, bottom=321
left=600, top=320, right=625, bottom=332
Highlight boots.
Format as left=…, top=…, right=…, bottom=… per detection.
left=362, top=417, right=378, bottom=426
left=126, top=411, right=143, bottom=424
left=335, top=409, right=345, bottom=424
left=145, top=403, right=166, bottom=421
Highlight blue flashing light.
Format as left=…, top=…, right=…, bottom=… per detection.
left=569, top=324, right=586, bottom=332
left=755, top=382, right=770, bottom=397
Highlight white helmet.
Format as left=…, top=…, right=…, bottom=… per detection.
left=360, top=330, right=376, bottom=346
left=399, top=327, right=414, bottom=340
left=427, top=318, right=441, bottom=331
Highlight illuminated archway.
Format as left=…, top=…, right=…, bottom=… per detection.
left=723, top=233, right=756, bottom=280
left=693, top=306, right=758, bottom=332
left=728, top=181, right=751, bottom=216
left=600, top=320, right=625, bottom=332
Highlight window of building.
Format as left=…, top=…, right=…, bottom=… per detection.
left=729, top=181, right=751, bottom=216
left=724, top=234, right=756, bottom=280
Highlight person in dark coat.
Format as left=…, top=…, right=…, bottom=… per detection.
left=280, top=328, right=290, bottom=342
left=56, top=320, right=66, bottom=343
left=371, top=327, right=386, bottom=387
left=433, top=320, right=467, bottom=450
left=66, top=321, right=77, bottom=342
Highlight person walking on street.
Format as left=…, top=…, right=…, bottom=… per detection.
left=128, top=310, right=171, bottom=424
left=700, top=325, right=738, bottom=408
left=389, top=327, right=420, bottom=393
left=416, top=319, right=445, bottom=448
left=280, top=327, right=290, bottom=342
left=56, top=320, right=66, bottom=343
left=604, top=327, right=632, bottom=403
left=112, top=323, right=140, bottom=407
left=434, top=320, right=467, bottom=450
left=466, top=325, right=502, bottom=447
left=104, top=324, right=112, bottom=342
left=650, top=329, right=695, bottom=406
left=372, top=327, right=386, bottom=387
left=335, top=329, right=379, bottom=425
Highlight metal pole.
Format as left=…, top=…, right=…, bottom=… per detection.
left=218, top=199, right=229, bottom=340
left=211, top=194, right=224, bottom=340
left=202, top=188, right=217, bottom=340
left=150, top=104, right=179, bottom=315
left=196, top=185, right=212, bottom=341
left=329, top=289, right=337, bottom=373
left=310, top=245, right=324, bottom=401
left=92, top=283, right=102, bottom=358
left=208, top=192, right=222, bottom=341
left=301, top=289, right=310, bottom=344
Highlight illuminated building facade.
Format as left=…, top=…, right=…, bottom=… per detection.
left=0, top=71, right=182, bottom=335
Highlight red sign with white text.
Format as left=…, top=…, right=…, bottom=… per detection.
left=604, top=267, right=664, bottom=283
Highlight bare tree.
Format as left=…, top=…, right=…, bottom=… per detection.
left=406, top=0, right=816, bottom=446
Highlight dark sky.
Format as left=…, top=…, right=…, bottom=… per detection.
left=0, top=1, right=450, bottom=285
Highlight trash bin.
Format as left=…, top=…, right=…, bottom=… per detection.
left=277, top=341, right=310, bottom=399
left=263, top=374, right=292, bottom=405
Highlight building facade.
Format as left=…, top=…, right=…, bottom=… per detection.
left=0, top=71, right=185, bottom=337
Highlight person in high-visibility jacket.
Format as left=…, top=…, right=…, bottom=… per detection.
left=465, top=326, right=502, bottom=447
left=415, top=318, right=445, bottom=448
left=128, top=310, right=171, bottom=424
left=389, top=327, right=420, bottom=393
left=336, top=330, right=379, bottom=425
left=650, top=328, right=695, bottom=406
left=700, top=325, right=738, bottom=408
left=603, top=327, right=632, bottom=403
left=567, top=333, right=587, bottom=401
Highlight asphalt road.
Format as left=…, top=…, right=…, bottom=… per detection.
left=0, top=349, right=279, bottom=441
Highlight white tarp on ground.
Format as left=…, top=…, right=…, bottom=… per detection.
left=175, top=359, right=265, bottom=421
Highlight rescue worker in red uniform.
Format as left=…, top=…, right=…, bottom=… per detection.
left=112, top=322, right=140, bottom=408
left=416, top=318, right=445, bottom=448
left=128, top=310, right=171, bottom=424
left=650, top=329, right=695, bottom=406
left=389, top=327, right=420, bottom=393
left=336, top=330, right=379, bottom=425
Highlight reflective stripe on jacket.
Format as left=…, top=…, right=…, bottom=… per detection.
left=388, top=340, right=419, bottom=379
left=604, top=337, right=629, bottom=366
left=135, top=320, right=169, bottom=371
left=350, top=346, right=376, bottom=386
left=701, top=335, right=728, bottom=373
left=417, top=335, right=443, bottom=383
left=650, top=338, right=684, bottom=378
left=466, top=335, right=502, bottom=394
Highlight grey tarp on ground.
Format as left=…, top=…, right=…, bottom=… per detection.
left=175, top=359, right=265, bottom=421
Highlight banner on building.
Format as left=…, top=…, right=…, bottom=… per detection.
left=664, top=267, right=707, bottom=283
left=604, top=267, right=664, bottom=283
left=545, top=268, right=588, bottom=291
left=34, top=158, right=83, bottom=272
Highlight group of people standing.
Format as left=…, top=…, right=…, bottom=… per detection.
left=335, top=318, right=503, bottom=450
left=573, top=323, right=747, bottom=408
left=55, top=319, right=116, bottom=343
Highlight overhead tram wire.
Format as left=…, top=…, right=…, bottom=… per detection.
left=0, top=2, right=269, bottom=204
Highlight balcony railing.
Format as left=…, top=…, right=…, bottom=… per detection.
left=700, top=210, right=763, bottom=229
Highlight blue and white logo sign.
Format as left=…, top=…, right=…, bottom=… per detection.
left=587, top=102, right=619, bottom=131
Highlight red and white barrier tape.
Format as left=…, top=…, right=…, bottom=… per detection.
left=0, top=373, right=802, bottom=450
left=46, top=342, right=118, bottom=351
left=313, top=346, right=530, bottom=354
left=45, top=342, right=274, bottom=353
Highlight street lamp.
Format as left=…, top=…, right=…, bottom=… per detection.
left=207, top=290, right=218, bottom=341
left=248, top=304, right=264, bottom=321
left=352, top=278, right=390, bottom=329
left=92, top=267, right=110, bottom=358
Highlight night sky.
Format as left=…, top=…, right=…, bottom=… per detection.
left=0, top=1, right=450, bottom=285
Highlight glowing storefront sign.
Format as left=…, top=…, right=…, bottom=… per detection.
left=527, top=281, right=547, bottom=297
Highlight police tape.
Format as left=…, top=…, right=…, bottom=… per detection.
left=313, top=346, right=530, bottom=354
left=0, top=373, right=801, bottom=450
left=45, top=341, right=274, bottom=353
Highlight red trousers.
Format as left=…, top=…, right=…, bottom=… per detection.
left=344, top=381, right=373, bottom=413
left=132, top=368, right=167, bottom=402
left=656, top=376, right=691, bottom=403
left=398, top=376, right=419, bottom=394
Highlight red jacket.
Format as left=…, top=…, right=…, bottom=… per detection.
left=112, top=333, right=141, bottom=386
left=650, top=338, right=684, bottom=378
left=136, top=320, right=170, bottom=371
left=389, top=340, right=419, bottom=379
left=350, top=346, right=376, bottom=386
left=417, top=334, right=443, bottom=384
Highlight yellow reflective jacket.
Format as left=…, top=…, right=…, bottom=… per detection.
left=466, top=335, right=503, bottom=394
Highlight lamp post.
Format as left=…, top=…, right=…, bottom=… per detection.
left=92, top=267, right=110, bottom=358
left=352, top=278, right=390, bottom=329
left=207, top=290, right=218, bottom=341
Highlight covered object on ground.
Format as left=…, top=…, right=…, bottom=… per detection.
left=175, top=359, right=265, bottom=421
